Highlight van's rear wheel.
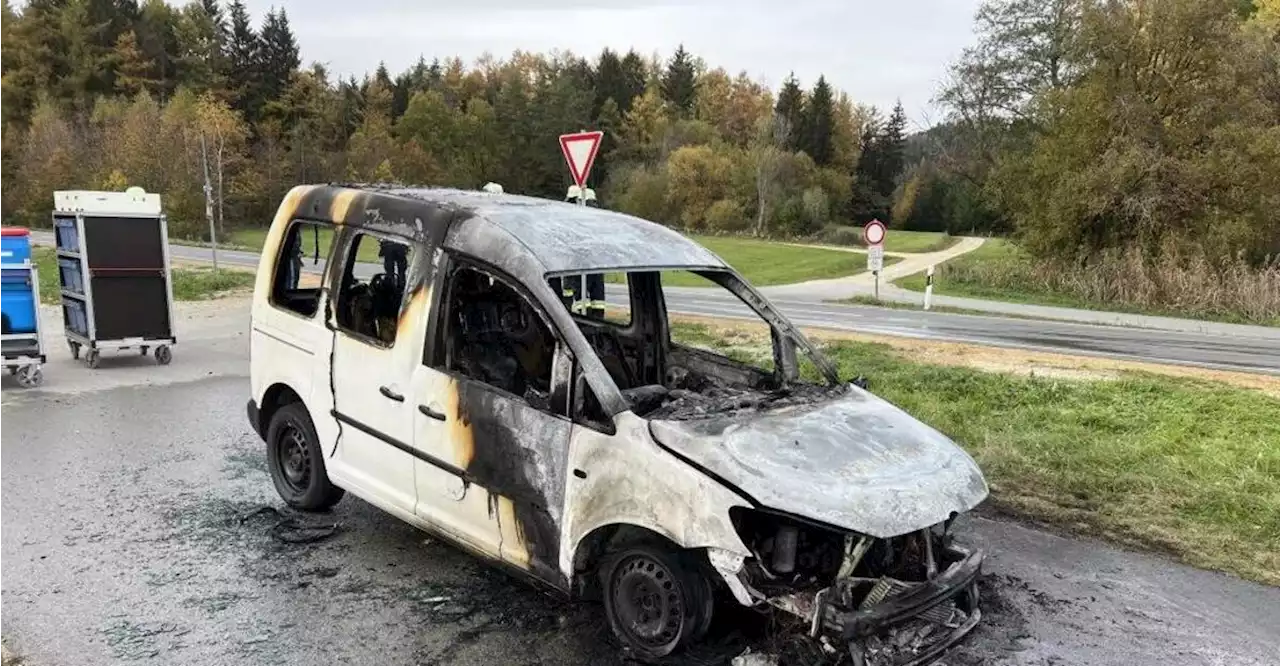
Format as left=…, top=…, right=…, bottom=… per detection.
left=266, top=403, right=344, bottom=511
left=603, top=545, right=713, bottom=661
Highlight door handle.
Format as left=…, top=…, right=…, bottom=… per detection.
left=418, top=404, right=446, bottom=421
left=378, top=385, right=404, bottom=402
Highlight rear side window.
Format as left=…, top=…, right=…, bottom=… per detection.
left=334, top=232, right=414, bottom=347
left=270, top=220, right=334, bottom=317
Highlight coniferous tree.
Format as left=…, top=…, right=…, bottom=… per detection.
left=225, top=0, right=260, bottom=117
left=800, top=75, right=835, bottom=166
left=877, top=101, right=907, bottom=202
left=774, top=73, right=805, bottom=152
left=258, top=8, right=300, bottom=105
left=618, top=49, right=647, bottom=114
left=661, top=44, right=697, bottom=117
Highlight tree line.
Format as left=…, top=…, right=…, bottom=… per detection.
left=1, top=0, right=918, bottom=242
left=905, top=0, right=1280, bottom=266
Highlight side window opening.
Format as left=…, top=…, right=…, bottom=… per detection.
left=270, top=220, right=333, bottom=317
left=334, top=232, right=413, bottom=346
left=438, top=265, right=558, bottom=414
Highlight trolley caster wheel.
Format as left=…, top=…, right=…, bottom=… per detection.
left=155, top=345, right=172, bottom=365
left=85, top=350, right=101, bottom=369
left=140, top=346, right=149, bottom=356
left=69, top=342, right=81, bottom=360
left=16, top=365, right=43, bottom=388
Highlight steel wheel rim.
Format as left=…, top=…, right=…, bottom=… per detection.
left=611, top=555, right=684, bottom=649
left=276, top=424, right=311, bottom=493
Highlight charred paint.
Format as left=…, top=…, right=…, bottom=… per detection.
left=452, top=379, right=571, bottom=588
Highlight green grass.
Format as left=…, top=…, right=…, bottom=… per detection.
left=34, top=247, right=254, bottom=301
left=895, top=239, right=1280, bottom=326
left=224, top=227, right=381, bottom=264
left=689, top=235, right=898, bottom=286
left=880, top=230, right=956, bottom=254
left=894, top=238, right=1132, bottom=312
left=673, top=320, right=1280, bottom=585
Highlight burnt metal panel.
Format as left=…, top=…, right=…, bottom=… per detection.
left=89, top=275, right=172, bottom=339
left=454, top=378, right=573, bottom=588
left=648, top=387, right=990, bottom=539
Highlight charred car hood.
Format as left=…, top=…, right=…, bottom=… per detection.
left=648, top=385, right=988, bottom=538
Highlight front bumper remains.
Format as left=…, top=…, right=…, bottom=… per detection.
left=767, top=546, right=983, bottom=666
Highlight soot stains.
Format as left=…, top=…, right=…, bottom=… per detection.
left=455, top=379, right=572, bottom=589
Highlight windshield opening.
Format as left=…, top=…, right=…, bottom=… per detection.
left=547, top=267, right=844, bottom=421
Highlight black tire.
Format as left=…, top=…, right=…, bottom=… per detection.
left=265, top=402, right=344, bottom=511
left=602, top=544, right=714, bottom=662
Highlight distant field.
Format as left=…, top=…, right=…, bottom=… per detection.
left=895, top=239, right=1280, bottom=326
left=817, top=226, right=957, bottom=254
left=213, top=228, right=890, bottom=286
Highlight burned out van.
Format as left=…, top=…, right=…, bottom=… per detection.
left=247, top=184, right=989, bottom=663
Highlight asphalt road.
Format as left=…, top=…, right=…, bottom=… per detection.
left=29, top=232, right=1280, bottom=375
left=2, top=301, right=1279, bottom=666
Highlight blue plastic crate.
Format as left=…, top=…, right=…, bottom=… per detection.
left=58, top=258, right=84, bottom=294
left=54, top=217, right=80, bottom=253
left=2, top=268, right=38, bottom=334
left=63, top=300, right=88, bottom=337
left=1, top=227, right=32, bottom=265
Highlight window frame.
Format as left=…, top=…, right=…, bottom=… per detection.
left=329, top=227, right=415, bottom=350
left=268, top=218, right=335, bottom=320
left=424, top=253, right=576, bottom=421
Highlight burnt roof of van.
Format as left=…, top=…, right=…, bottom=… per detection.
left=369, top=185, right=729, bottom=273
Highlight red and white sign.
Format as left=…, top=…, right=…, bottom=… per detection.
left=559, top=130, right=604, bottom=188
left=863, top=219, right=887, bottom=247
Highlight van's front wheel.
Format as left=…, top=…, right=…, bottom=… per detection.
left=266, top=403, right=344, bottom=511
left=603, top=545, right=713, bottom=662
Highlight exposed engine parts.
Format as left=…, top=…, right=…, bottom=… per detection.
left=728, top=509, right=984, bottom=666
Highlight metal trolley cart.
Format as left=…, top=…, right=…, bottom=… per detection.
left=1, top=227, right=47, bottom=387
left=53, top=188, right=176, bottom=369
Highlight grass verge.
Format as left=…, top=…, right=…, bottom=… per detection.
left=816, top=226, right=957, bottom=253
left=34, top=248, right=254, bottom=301
left=221, top=228, right=892, bottom=287
left=673, top=319, right=1280, bottom=585
left=895, top=239, right=1280, bottom=326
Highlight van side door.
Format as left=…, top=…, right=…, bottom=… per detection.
left=410, top=258, right=574, bottom=588
left=326, top=230, right=425, bottom=516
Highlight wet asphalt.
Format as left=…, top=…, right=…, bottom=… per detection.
left=3, top=307, right=1279, bottom=666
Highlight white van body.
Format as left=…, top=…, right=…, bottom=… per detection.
left=248, top=184, right=988, bottom=661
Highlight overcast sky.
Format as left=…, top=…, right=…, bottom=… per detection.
left=238, top=0, right=983, bottom=129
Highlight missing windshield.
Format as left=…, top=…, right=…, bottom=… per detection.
left=549, top=268, right=843, bottom=421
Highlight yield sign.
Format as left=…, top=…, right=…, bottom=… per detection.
left=559, top=130, right=604, bottom=188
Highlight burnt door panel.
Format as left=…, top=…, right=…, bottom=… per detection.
left=89, top=274, right=172, bottom=339
left=453, top=378, right=572, bottom=588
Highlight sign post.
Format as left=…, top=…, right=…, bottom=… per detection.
left=863, top=219, right=887, bottom=300
left=559, top=130, right=605, bottom=316
left=924, top=265, right=935, bottom=310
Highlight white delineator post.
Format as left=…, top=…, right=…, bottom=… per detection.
left=924, top=265, right=935, bottom=310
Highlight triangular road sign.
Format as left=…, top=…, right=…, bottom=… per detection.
left=559, top=131, right=604, bottom=188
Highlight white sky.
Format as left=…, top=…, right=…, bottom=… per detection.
left=240, top=0, right=984, bottom=129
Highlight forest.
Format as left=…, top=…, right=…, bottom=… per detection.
left=1, top=0, right=913, bottom=243
left=3, top=0, right=1278, bottom=290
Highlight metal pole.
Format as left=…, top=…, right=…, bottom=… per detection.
left=578, top=191, right=586, bottom=314
left=874, top=270, right=879, bottom=301
left=924, top=265, right=935, bottom=311
left=200, top=133, right=219, bottom=271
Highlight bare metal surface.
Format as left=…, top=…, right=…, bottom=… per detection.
left=650, top=386, right=989, bottom=539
